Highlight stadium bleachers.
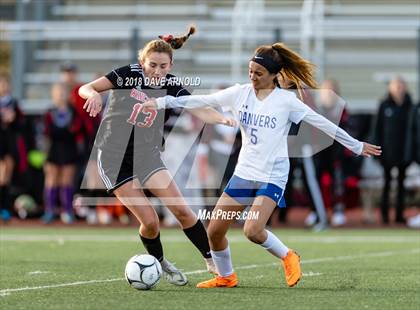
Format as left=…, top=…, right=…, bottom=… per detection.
left=1, top=0, right=419, bottom=113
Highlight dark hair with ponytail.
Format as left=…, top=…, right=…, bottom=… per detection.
left=139, top=25, right=196, bottom=63
left=253, top=42, right=317, bottom=99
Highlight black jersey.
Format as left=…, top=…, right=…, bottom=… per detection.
left=96, top=64, right=189, bottom=155
left=0, top=95, right=24, bottom=158
left=44, top=106, right=83, bottom=165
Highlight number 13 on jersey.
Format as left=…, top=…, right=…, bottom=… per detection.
left=127, top=103, right=157, bottom=128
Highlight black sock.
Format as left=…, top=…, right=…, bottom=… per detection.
left=183, top=220, right=212, bottom=259
left=139, top=233, right=164, bottom=262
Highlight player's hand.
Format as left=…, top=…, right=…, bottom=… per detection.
left=143, top=98, right=158, bottom=109
left=361, top=142, right=381, bottom=157
left=83, top=93, right=103, bottom=117
left=220, top=117, right=237, bottom=127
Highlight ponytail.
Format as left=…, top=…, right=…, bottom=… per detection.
left=158, top=25, right=196, bottom=50
left=271, top=43, right=317, bottom=99
left=139, top=25, right=196, bottom=62
left=253, top=42, right=317, bottom=100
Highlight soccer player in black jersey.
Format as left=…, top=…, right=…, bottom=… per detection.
left=0, top=74, right=25, bottom=222
left=79, top=26, right=235, bottom=285
left=43, top=83, right=84, bottom=224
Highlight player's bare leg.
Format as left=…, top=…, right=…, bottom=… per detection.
left=196, top=193, right=244, bottom=288
left=145, top=169, right=216, bottom=275
left=114, top=179, right=187, bottom=286
left=145, top=169, right=196, bottom=228
left=246, top=196, right=301, bottom=287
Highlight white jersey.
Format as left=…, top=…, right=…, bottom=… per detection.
left=157, top=84, right=363, bottom=189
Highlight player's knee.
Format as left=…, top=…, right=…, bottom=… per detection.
left=44, top=176, right=58, bottom=188
left=243, top=224, right=262, bottom=242
left=207, top=225, right=225, bottom=244
left=171, top=207, right=194, bottom=225
left=141, top=219, right=160, bottom=236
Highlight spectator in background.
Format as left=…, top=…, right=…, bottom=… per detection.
left=407, top=102, right=420, bottom=229
left=277, top=74, right=328, bottom=229
left=413, top=103, right=420, bottom=165
left=60, top=63, right=84, bottom=113
left=61, top=65, right=105, bottom=223
left=312, top=79, right=360, bottom=226
left=60, top=63, right=100, bottom=156
left=42, top=83, right=84, bottom=224
left=73, top=72, right=113, bottom=225
left=374, top=76, right=413, bottom=224
left=0, top=73, right=25, bottom=221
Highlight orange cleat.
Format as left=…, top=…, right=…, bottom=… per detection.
left=281, top=250, right=302, bottom=287
left=196, top=272, right=238, bottom=288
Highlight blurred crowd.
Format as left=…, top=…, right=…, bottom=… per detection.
left=0, top=65, right=419, bottom=228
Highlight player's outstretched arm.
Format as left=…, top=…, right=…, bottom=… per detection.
left=189, top=107, right=237, bottom=127
left=303, top=111, right=381, bottom=157
left=143, top=94, right=219, bottom=110
left=143, top=84, right=240, bottom=110
left=79, top=77, right=113, bottom=117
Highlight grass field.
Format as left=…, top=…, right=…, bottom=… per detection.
left=0, top=227, right=419, bottom=310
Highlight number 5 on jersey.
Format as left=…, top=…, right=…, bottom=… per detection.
left=250, top=128, right=258, bottom=144
left=127, top=103, right=157, bottom=128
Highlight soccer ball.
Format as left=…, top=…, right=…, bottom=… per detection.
left=125, top=254, right=162, bottom=290
left=14, top=194, right=37, bottom=219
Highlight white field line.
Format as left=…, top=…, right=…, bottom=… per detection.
left=27, top=271, right=50, bottom=275
left=0, top=248, right=418, bottom=297
left=302, top=272, right=322, bottom=277
left=1, top=234, right=419, bottom=243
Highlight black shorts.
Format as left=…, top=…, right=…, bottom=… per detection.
left=0, top=129, right=18, bottom=159
left=97, top=145, right=166, bottom=194
left=0, top=132, right=7, bottom=158
left=47, top=144, right=79, bottom=165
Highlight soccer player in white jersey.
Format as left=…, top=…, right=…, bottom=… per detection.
left=144, top=42, right=381, bottom=288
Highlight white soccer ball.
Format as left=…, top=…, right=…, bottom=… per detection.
left=125, top=254, right=162, bottom=290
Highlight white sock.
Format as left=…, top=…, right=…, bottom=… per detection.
left=211, top=245, right=234, bottom=277
left=261, top=230, right=289, bottom=259
left=204, top=257, right=216, bottom=271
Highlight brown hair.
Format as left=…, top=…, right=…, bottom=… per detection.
left=253, top=42, right=317, bottom=99
left=139, top=26, right=196, bottom=63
